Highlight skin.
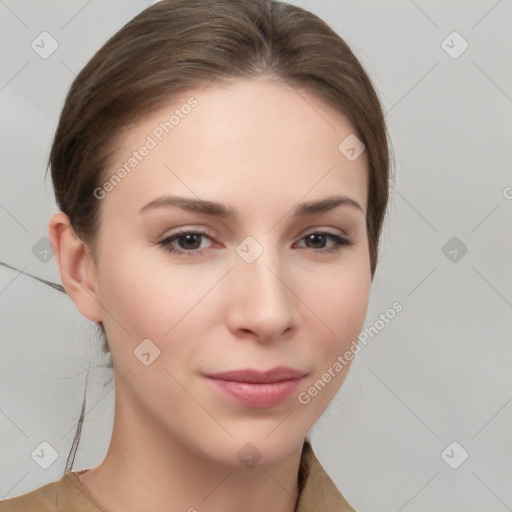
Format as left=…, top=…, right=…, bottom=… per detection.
left=49, top=75, right=371, bottom=512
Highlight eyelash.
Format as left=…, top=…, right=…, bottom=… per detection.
left=158, top=230, right=353, bottom=257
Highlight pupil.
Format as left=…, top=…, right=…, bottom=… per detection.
left=308, top=234, right=325, bottom=248
left=181, top=234, right=201, bottom=250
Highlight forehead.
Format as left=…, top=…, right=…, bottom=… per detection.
left=103, top=77, right=368, bottom=216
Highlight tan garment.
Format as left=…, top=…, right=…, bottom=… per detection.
left=0, top=441, right=355, bottom=511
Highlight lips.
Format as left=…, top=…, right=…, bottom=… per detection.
left=204, top=366, right=307, bottom=408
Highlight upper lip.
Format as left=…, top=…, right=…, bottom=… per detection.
left=205, top=366, right=306, bottom=384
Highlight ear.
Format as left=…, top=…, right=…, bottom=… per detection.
left=48, top=212, right=103, bottom=324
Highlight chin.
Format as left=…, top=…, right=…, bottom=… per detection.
left=187, top=426, right=307, bottom=468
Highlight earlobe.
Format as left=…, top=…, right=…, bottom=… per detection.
left=48, top=212, right=103, bottom=324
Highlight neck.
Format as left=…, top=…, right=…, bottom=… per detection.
left=78, top=385, right=304, bottom=512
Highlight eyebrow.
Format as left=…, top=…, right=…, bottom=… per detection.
left=139, top=194, right=363, bottom=217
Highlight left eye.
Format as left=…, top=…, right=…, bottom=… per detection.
left=293, top=232, right=353, bottom=252
left=158, top=230, right=353, bottom=256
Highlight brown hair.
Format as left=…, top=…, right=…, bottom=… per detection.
left=49, top=0, right=391, bottom=272
left=47, top=0, right=392, bottom=474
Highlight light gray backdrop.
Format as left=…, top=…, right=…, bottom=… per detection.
left=1, top=1, right=511, bottom=511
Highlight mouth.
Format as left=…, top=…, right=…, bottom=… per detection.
left=204, top=366, right=307, bottom=408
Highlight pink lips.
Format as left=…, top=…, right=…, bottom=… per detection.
left=205, top=366, right=306, bottom=408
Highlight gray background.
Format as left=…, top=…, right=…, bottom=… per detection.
left=1, top=1, right=511, bottom=510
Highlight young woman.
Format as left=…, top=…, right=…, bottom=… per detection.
left=0, top=0, right=390, bottom=510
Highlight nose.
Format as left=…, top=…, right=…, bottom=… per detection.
left=225, top=243, right=301, bottom=342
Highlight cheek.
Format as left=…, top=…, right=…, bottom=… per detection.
left=307, top=254, right=371, bottom=354
left=94, top=246, right=170, bottom=344
left=297, top=258, right=370, bottom=411
left=95, top=247, right=222, bottom=350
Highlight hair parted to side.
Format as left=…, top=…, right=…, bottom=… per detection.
left=47, top=0, right=392, bottom=361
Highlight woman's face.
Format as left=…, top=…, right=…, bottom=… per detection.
left=88, top=77, right=371, bottom=465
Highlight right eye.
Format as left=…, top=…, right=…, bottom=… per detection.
left=158, top=230, right=216, bottom=256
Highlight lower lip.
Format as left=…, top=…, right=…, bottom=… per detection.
left=205, top=377, right=303, bottom=408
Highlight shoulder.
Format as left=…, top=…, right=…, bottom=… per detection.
left=0, top=478, right=60, bottom=512
left=0, top=471, right=102, bottom=512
